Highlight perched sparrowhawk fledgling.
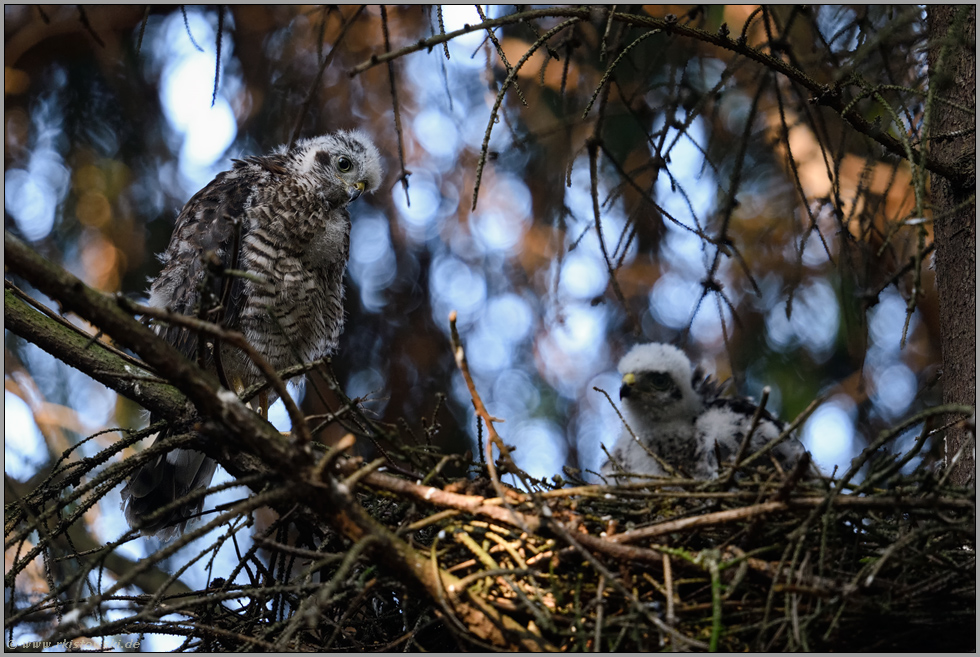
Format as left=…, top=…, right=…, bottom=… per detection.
left=122, top=130, right=383, bottom=538
left=600, top=343, right=814, bottom=482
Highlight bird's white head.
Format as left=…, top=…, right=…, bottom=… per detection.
left=291, top=130, right=384, bottom=206
left=617, top=343, right=703, bottom=422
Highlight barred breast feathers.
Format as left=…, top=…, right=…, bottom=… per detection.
left=126, top=130, right=383, bottom=538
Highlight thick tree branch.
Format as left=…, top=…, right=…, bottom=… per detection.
left=4, top=288, right=185, bottom=418
left=5, top=232, right=234, bottom=428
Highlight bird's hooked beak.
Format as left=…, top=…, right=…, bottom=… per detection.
left=620, top=372, right=636, bottom=400
left=348, top=180, right=367, bottom=202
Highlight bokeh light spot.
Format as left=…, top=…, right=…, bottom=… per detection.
left=803, top=397, right=860, bottom=477
left=5, top=392, right=48, bottom=480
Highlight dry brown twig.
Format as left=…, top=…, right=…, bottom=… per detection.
left=447, top=311, right=534, bottom=518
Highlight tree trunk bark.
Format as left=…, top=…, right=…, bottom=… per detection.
left=927, top=6, right=976, bottom=486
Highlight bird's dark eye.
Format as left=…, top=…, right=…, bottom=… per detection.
left=648, top=372, right=674, bottom=391
left=337, top=156, right=352, bottom=172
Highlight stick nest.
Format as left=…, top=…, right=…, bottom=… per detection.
left=5, top=410, right=975, bottom=652
left=336, top=457, right=976, bottom=651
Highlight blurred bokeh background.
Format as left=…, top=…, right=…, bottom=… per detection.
left=5, top=5, right=945, bottom=648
